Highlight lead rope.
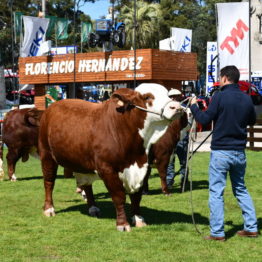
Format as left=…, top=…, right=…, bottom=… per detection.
left=181, top=98, right=203, bottom=235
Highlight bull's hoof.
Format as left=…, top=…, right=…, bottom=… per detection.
left=116, top=224, right=131, bottom=232
left=11, top=174, right=17, bottom=181
left=132, top=215, right=147, bottom=228
left=76, top=187, right=82, bottom=193
left=88, top=205, right=101, bottom=217
left=164, top=192, right=172, bottom=196
left=44, top=207, right=55, bottom=217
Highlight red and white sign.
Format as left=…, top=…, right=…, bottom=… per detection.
left=217, top=2, right=249, bottom=80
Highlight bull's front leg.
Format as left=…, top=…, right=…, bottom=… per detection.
left=41, top=154, right=58, bottom=217
left=129, top=189, right=147, bottom=228
left=156, top=160, right=170, bottom=195
left=101, top=173, right=130, bottom=232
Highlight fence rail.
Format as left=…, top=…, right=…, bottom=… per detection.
left=247, top=119, right=262, bottom=151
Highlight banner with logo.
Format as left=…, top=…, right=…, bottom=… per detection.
left=13, top=11, right=23, bottom=43
left=21, top=16, right=49, bottom=57
left=55, top=18, right=69, bottom=40
left=170, top=27, right=192, bottom=52
left=46, top=16, right=57, bottom=37
left=81, top=21, right=92, bottom=43
left=206, top=42, right=218, bottom=94
left=217, top=2, right=249, bottom=80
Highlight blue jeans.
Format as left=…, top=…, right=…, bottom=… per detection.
left=209, top=150, right=257, bottom=237
left=166, top=136, right=188, bottom=186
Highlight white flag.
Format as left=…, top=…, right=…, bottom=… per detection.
left=159, top=38, right=172, bottom=51
left=170, top=27, right=192, bottom=52
left=206, top=42, right=218, bottom=94
left=217, top=2, right=249, bottom=80
left=21, top=16, right=50, bottom=57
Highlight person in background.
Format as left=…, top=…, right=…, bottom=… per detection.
left=166, top=89, right=190, bottom=192
left=190, top=65, right=258, bottom=241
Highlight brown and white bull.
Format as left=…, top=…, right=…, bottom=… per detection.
left=2, top=108, right=43, bottom=181
left=39, top=83, right=183, bottom=231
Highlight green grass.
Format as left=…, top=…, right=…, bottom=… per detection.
left=0, top=150, right=261, bottom=262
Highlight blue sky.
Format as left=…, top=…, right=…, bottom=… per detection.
left=79, top=0, right=110, bottom=20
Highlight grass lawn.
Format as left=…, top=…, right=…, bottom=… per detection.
left=0, top=149, right=261, bottom=262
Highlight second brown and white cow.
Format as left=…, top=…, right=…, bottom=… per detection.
left=39, top=83, right=183, bottom=231
left=143, top=111, right=188, bottom=195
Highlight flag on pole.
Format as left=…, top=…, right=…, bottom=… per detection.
left=20, top=16, right=50, bottom=57
left=46, top=16, right=57, bottom=37
left=55, top=18, right=69, bottom=40
left=13, top=12, right=23, bottom=43
left=170, top=27, right=192, bottom=52
left=206, top=42, right=218, bottom=94
left=216, top=2, right=249, bottom=80
left=81, top=21, right=92, bottom=43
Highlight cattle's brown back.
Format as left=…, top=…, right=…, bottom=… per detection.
left=3, top=108, right=44, bottom=149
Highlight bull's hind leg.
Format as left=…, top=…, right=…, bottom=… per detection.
left=81, top=184, right=101, bottom=217
left=129, top=190, right=147, bottom=228
left=6, top=148, right=20, bottom=181
left=41, top=152, right=58, bottom=217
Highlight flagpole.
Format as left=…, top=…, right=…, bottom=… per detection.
left=133, top=0, right=137, bottom=88
left=42, top=0, right=46, bottom=17
left=249, top=0, right=251, bottom=87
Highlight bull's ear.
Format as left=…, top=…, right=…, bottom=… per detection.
left=111, top=93, right=131, bottom=112
left=142, top=93, right=154, bottom=105
left=24, top=108, right=43, bottom=127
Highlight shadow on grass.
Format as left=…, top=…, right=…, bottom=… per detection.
left=18, top=174, right=69, bottom=181
left=56, top=200, right=209, bottom=226
left=145, top=179, right=209, bottom=195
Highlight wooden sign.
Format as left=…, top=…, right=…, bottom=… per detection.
left=19, top=49, right=197, bottom=85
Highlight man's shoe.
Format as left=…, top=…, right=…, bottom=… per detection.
left=204, top=235, right=225, bottom=242
left=236, top=230, right=258, bottom=238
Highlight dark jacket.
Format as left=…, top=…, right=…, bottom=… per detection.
left=190, top=83, right=256, bottom=150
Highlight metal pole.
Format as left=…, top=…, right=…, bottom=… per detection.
left=133, top=0, right=137, bottom=88
left=9, top=0, right=17, bottom=104
left=249, top=0, right=252, bottom=86
left=42, top=0, right=46, bottom=17
left=73, top=0, right=77, bottom=98
left=215, top=3, right=220, bottom=80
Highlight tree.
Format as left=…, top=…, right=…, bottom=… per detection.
left=119, top=1, right=161, bottom=49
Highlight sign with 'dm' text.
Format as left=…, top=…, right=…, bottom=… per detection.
left=217, top=2, right=249, bottom=80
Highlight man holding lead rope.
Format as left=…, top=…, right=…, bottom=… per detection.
left=190, top=65, right=258, bottom=241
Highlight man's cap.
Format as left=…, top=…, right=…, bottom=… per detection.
left=168, top=89, right=181, bottom=97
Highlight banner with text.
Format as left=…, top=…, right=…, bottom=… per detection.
left=170, top=27, right=192, bottom=52
left=206, top=42, right=218, bottom=94
left=217, top=2, right=249, bottom=80
left=21, top=16, right=49, bottom=57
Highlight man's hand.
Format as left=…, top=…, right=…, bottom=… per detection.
left=190, top=96, right=197, bottom=105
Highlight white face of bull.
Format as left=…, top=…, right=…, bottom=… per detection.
left=135, top=83, right=182, bottom=121
left=135, top=83, right=183, bottom=152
